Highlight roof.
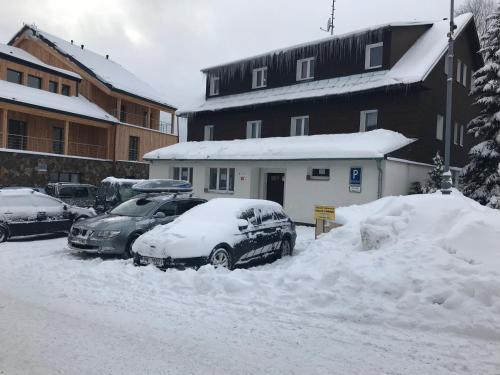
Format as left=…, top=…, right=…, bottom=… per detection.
left=0, top=43, right=81, bottom=80
left=144, top=129, right=414, bottom=161
left=180, top=13, right=473, bottom=115
left=11, top=26, right=176, bottom=110
left=0, top=79, right=118, bottom=123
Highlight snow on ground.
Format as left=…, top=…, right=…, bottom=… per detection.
left=0, top=192, right=499, bottom=374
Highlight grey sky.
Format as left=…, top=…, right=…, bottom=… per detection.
left=0, top=0, right=467, bottom=110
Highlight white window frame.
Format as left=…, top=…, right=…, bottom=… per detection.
left=208, top=167, right=235, bottom=193
left=462, top=64, right=468, bottom=87
left=459, top=124, right=464, bottom=146
left=359, top=110, right=378, bottom=132
left=246, top=120, right=262, bottom=139
left=204, top=125, right=214, bottom=141
left=365, top=42, right=384, bottom=70
left=456, top=59, right=462, bottom=84
left=296, top=57, right=315, bottom=81
left=454, top=122, right=459, bottom=145
left=436, top=114, right=444, bottom=140
left=308, top=167, right=331, bottom=181
left=252, top=67, right=267, bottom=89
left=444, top=57, right=449, bottom=75
left=209, top=76, right=220, bottom=96
left=290, top=116, right=309, bottom=136
left=173, top=167, right=193, bottom=184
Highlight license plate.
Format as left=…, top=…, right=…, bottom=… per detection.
left=142, top=256, right=164, bottom=267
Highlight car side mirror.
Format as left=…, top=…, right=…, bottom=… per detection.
left=63, top=205, right=68, bottom=211
left=153, top=212, right=166, bottom=219
left=237, top=219, right=249, bottom=231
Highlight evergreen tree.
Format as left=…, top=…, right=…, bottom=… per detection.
left=461, top=6, right=500, bottom=208
left=424, top=151, right=444, bottom=193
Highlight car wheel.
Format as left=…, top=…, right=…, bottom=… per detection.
left=277, top=238, right=292, bottom=259
left=209, top=247, right=233, bottom=270
left=123, top=234, right=140, bottom=259
left=0, top=226, right=7, bottom=243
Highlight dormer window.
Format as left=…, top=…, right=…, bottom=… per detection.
left=252, top=67, right=267, bottom=89
left=209, top=76, right=220, bottom=96
left=365, top=42, right=383, bottom=70
left=296, top=58, right=315, bottom=81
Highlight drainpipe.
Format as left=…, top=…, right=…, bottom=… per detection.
left=376, top=159, right=383, bottom=199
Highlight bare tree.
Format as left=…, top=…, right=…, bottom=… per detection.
left=455, top=0, right=496, bottom=39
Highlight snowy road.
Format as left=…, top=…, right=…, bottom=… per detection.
left=0, top=226, right=499, bottom=374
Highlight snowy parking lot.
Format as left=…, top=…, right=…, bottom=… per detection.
left=1, top=192, right=500, bottom=375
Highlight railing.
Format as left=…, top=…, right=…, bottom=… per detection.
left=4, top=133, right=107, bottom=159
left=106, top=108, right=176, bottom=135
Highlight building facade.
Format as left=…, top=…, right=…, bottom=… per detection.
left=0, top=25, right=178, bottom=187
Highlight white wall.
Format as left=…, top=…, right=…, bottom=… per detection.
left=382, top=159, right=432, bottom=196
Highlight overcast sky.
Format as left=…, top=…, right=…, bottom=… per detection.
left=0, top=0, right=467, bottom=110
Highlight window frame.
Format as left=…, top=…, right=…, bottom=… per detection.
left=252, top=67, right=268, bottom=89
left=456, top=59, right=462, bottom=84
left=61, top=84, right=71, bottom=96
left=359, top=110, right=378, bottom=132
left=436, top=114, right=444, bottom=141
left=6, top=69, right=23, bottom=84
left=290, top=115, right=309, bottom=136
left=461, top=63, right=468, bottom=87
left=459, top=124, right=464, bottom=147
left=246, top=120, right=262, bottom=139
left=204, top=125, right=214, bottom=141
left=365, top=42, right=384, bottom=70
left=296, top=57, right=315, bottom=81
left=173, top=166, right=193, bottom=184
left=128, top=136, right=140, bottom=161
left=454, top=123, right=459, bottom=145
left=48, top=80, right=58, bottom=93
left=208, top=167, right=235, bottom=193
left=308, top=167, right=331, bottom=181
left=209, top=76, right=220, bottom=96
left=27, top=74, right=42, bottom=89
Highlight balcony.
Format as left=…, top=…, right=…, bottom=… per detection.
left=106, top=107, right=176, bottom=135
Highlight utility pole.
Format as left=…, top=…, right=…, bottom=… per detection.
left=441, top=0, right=457, bottom=195
left=320, top=0, right=336, bottom=35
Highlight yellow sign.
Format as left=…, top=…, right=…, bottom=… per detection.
left=314, top=205, right=336, bottom=221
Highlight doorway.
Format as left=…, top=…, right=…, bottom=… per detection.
left=266, top=173, right=285, bottom=206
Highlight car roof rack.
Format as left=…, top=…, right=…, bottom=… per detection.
left=131, top=179, right=192, bottom=193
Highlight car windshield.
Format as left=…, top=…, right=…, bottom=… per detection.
left=109, top=198, right=157, bottom=217
left=119, top=184, right=140, bottom=201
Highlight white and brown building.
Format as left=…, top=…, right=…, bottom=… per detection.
left=0, top=25, right=178, bottom=187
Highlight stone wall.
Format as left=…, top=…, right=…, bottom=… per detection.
left=0, top=150, right=149, bottom=188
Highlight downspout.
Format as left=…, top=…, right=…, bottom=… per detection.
left=376, top=159, right=383, bottom=199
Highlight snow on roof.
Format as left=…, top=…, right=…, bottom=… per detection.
left=0, top=79, right=117, bottom=123
left=23, top=27, right=175, bottom=109
left=181, top=14, right=473, bottom=114
left=101, top=177, right=145, bottom=185
left=144, top=129, right=414, bottom=161
left=0, top=43, right=81, bottom=80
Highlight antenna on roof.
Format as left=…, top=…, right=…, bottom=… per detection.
left=320, top=0, right=336, bottom=35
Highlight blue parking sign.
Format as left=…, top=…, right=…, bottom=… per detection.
left=350, top=167, right=362, bottom=185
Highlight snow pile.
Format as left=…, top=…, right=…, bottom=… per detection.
left=144, top=129, right=413, bottom=160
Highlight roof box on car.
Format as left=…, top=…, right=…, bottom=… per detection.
left=131, top=179, right=192, bottom=193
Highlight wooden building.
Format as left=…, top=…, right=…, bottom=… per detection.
left=0, top=25, right=178, bottom=187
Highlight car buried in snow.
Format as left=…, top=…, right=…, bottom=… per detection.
left=0, top=189, right=96, bottom=242
left=67, top=180, right=204, bottom=258
left=132, top=198, right=297, bottom=270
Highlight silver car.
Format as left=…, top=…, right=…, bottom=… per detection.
left=67, top=193, right=206, bottom=258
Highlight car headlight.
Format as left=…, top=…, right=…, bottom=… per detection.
left=91, top=230, right=121, bottom=239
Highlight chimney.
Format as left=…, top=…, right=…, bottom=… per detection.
left=71, top=40, right=74, bottom=44
left=81, top=44, right=84, bottom=49
left=106, top=54, right=109, bottom=59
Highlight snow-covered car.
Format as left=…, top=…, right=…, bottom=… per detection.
left=133, top=198, right=297, bottom=270
left=0, top=189, right=96, bottom=242
left=95, top=177, right=145, bottom=213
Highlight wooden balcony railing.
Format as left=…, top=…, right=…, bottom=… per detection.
left=106, top=108, right=175, bottom=135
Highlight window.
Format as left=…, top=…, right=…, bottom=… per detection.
left=7, top=120, right=27, bottom=150
left=48, top=172, right=80, bottom=183
left=296, top=57, right=315, bottom=81
left=204, top=125, right=214, bottom=141
left=454, top=123, right=458, bottom=145
left=120, top=105, right=126, bottom=122
left=252, top=67, right=267, bottom=88
left=436, top=114, right=444, bottom=140
left=459, top=125, right=464, bottom=146
left=143, top=111, right=148, bottom=127
left=155, top=202, right=177, bottom=217
left=290, top=116, right=309, bottom=136
left=49, top=81, right=58, bottom=93
left=177, top=200, right=203, bottom=215
left=360, top=110, right=378, bottom=132
left=444, top=57, right=449, bottom=75
left=246, top=120, right=262, bottom=139
left=27, top=75, right=42, bottom=89
left=61, top=84, right=70, bottom=96
left=209, top=76, right=220, bottom=96
left=52, top=127, right=64, bottom=154
left=365, top=42, right=383, bottom=69
left=462, top=64, right=468, bottom=87
left=6, top=69, right=22, bottom=84
left=128, top=136, right=139, bottom=161
left=456, top=59, right=462, bottom=83
left=308, top=167, right=330, bottom=180
left=173, top=167, right=193, bottom=184
left=208, top=167, right=235, bottom=192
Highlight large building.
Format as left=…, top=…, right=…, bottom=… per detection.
left=0, top=25, right=178, bottom=187
left=148, top=14, right=482, bottom=223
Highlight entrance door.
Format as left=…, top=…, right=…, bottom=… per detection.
left=266, top=173, right=285, bottom=206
